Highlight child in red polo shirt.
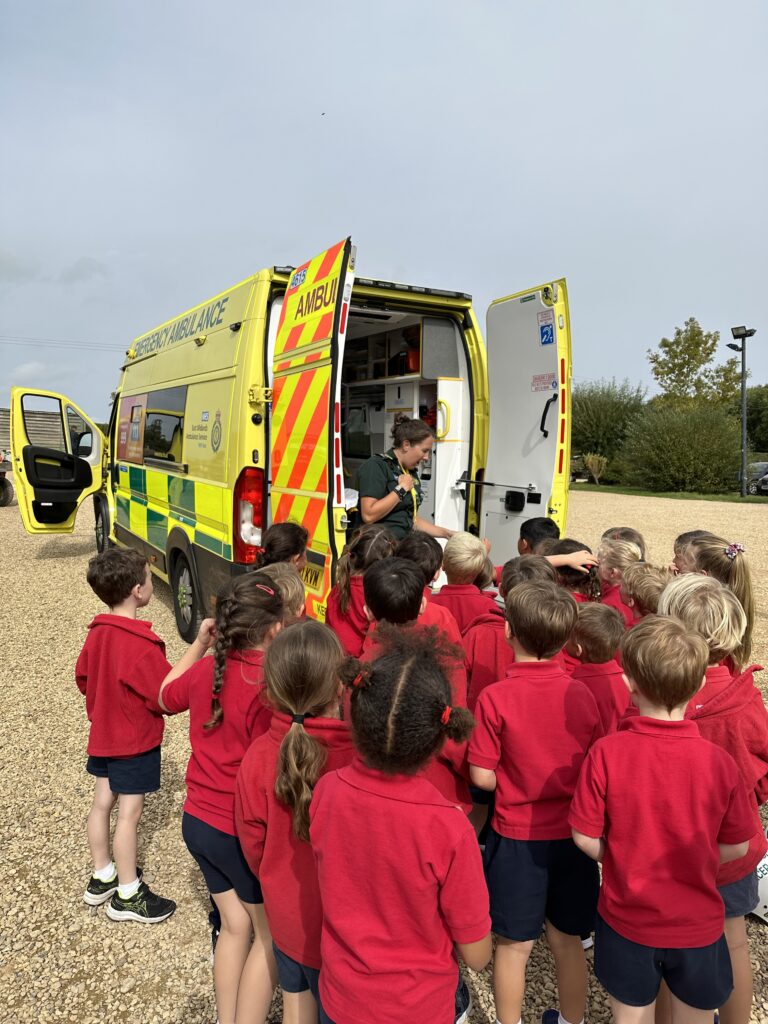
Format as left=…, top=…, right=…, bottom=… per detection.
left=596, top=537, right=642, bottom=627
left=395, top=531, right=464, bottom=644
left=468, top=580, right=602, bottom=1024
left=567, top=603, right=628, bottom=734
left=570, top=616, right=757, bottom=1022
left=360, top=557, right=471, bottom=811
left=158, top=574, right=283, bottom=1024
left=77, top=548, right=212, bottom=923
left=310, top=627, right=492, bottom=1024
left=432, top=531, right=499, bottom=633
left=236, top=620, right=355, bottom=1021
left=325, top=524, right=395, bottom=655
left=659, top=575, right=768, bottom=1024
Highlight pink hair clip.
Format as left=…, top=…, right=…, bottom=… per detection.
left=724, top=543, right=745, bottom=561
left=255, top=584, right=275, bottom=596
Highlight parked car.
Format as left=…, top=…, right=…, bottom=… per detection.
left=747, top=461, right=768, bottom=495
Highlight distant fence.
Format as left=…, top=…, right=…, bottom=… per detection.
left=0, top=408, right=70, bottom=450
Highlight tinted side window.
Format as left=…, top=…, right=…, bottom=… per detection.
left=143, top=386, right=187, bottom=464
left=21, top=395, right=67, bottom=450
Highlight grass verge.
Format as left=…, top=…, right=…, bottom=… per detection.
left=571, top=483, right=768, bottom=504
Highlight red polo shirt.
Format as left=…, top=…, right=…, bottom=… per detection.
left=75, top=615, right=170, bottom=757
left=325, top=576, right=369, bottom=657
left=687, top=663, right=768, bottom=886
left=571, top=659, right=629, bottom=735
left=569, top=716, right=757, bottom=947
left=469, top=661, right=603, bottom=839
left=162, top=650, right=271, bottom=835
left=462, top=611, right=514, bottom=712
left=310, top=759, right=490, bottom=1024
left=431, top=583, right=499, bottom=635
left=601, top=583, right=634, bottom=627
left=235, top=712, right=355, bottom=968
left=422, top=590, right=463, bottom=648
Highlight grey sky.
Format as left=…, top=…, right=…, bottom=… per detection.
left=2, top=0, right=766, bottom=420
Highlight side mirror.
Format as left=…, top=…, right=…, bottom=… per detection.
left=76, top=432, right=93, bottom=458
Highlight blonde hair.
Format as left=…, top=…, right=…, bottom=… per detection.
left=620, top=615, right=709, bottom=712
left=620, top=563, right=673, bottom=617
left=658, top=575, right=746, bottom=669
left=258, top=562, right=306, bottom=625
left=601, top=526, right=647, bottom=560
left=597, top=539, right=643, bottom=583
left=680, top=534, right=754, bottom=664
left=442, top=532, right=488, bottom=585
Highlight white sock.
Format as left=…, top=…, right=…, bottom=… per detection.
left=118, top=877, right=140, bottom=899
left=93, top=861, right=116, bottom=881
left=560, top=1015, right=583, bottom=1024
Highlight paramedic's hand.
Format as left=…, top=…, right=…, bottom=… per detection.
left=196, top=618, right=217, bottom=649
left=397, top=473, right=415, bottom=492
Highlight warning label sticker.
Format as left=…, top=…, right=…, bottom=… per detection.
left=537, top=310, right=555, bottom=327
left=531, top=373, right=559, bottom=393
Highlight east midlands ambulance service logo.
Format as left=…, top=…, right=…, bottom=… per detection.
left=211, top=410, right=222, bottom=454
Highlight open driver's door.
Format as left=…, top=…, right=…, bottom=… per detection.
left=480, top=280, right=571, bottom=551
left=10, top=387, right=107, bottom=535
left=269, top=238, right=355, bottom=621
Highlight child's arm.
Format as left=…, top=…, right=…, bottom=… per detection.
left=572, top=829, right=605, bottom=862
left=158, top=618, right=216, bottom=712
left=469, top=765, right=497, bottom=791
left=719, top=840, right=750, bottom=863
left=546, top=551, right=598, bottom=574
left=456, top=934, right=492, bottom=972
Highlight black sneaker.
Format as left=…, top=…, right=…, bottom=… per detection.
left=455, top=976, right=472, bottom=1024
left=106, top=881, right=176, bottom=923
left=83, top=866, right=143, bottom=906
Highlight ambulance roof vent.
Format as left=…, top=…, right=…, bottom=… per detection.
left=356, top=278, right=471, bottom=300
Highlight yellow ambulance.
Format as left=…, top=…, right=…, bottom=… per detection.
left=10, top=237, right=572, bottom=640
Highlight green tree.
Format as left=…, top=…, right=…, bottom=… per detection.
left=743, top=385, right=768, bottom=453
left=621, top=404, right=741, bottom=493
left=647, top=317, right=741, bottom=405
left=571, top=378, right=646, bottom=462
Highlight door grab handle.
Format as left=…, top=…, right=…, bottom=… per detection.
left=436, top=399, right=451, bottom=440
left=540, top=394, right=558, bottom=438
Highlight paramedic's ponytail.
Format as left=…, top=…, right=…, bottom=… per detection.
left=203, top=573, right=283, bottom=730
left=336, top=525, right=396, bottom=614
left=267, top=621, right=344, bottom=840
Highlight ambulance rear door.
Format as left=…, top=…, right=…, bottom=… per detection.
left=480, top=280, right=571, bottom=550
left=269, top=238, right=355, bottom=620
left=10, top=387, right=107, bottom=535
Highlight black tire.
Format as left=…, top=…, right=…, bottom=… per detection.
left=171, top=551, right=203, bottom=643
left=95, top=502, right=112, bottom=552
left=0, top=477, right=13, bottom=507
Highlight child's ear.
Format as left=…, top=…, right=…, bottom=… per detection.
left=504, top=620, right=512, bottom=642
left=431, top=569, right=441, bottom=584
left=622, top=671, right=635, bottom=695
left=299, top=602, right=306, bottom=618
left=418, top=595, right=427, bottom=617
left=363, top=603, right=375, bottom=623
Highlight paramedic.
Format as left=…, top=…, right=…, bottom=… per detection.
left=357, top=414, right=454, bottom=541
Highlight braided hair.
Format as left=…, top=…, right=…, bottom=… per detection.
left=204, top=572, right=284, bottom=729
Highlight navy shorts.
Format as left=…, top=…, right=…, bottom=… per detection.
left=273, top=943, right=320, bottom=999
left=86, top=745, right=161, bottom=795
left=594, top=915, right=733, bottom=1009
left=719, top=870, right=759, bottom=918
left=483, top=828, right=599, bottom=941
left=182, top=812, right=262, bottom=904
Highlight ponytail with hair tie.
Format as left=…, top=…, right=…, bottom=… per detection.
left=725, top=542, right=746, bottom=561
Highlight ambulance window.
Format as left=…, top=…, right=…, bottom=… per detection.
left=21, top=395, right=67, bottom=452
left=143, top=386, right=187, bottom=465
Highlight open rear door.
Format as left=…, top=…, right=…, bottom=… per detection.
left=10, top=387, right=107, bottom=535
left=481, top=280, right=571, bottom=551
left=270, top=238, right=355, bottom=621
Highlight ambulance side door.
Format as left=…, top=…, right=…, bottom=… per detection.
left=10, top=387, right=107, bottom=535
left=269, top=238, right=355, bottom=620
left=480, top=280, right=571, bottom=549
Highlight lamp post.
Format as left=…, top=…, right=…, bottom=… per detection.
left=727, top=326, right=756, bottom=497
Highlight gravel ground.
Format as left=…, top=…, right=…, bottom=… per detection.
left=1, top=486, right=767, bottom=1023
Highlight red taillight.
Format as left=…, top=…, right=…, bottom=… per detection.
left=233, top=467, right=265, bottom=564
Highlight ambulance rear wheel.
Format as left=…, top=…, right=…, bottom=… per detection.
left=172, top=552, right=203, bottom=644
left=0, top=477, right=13, bottom=507
left=95, top=503, right=112, bottom=552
